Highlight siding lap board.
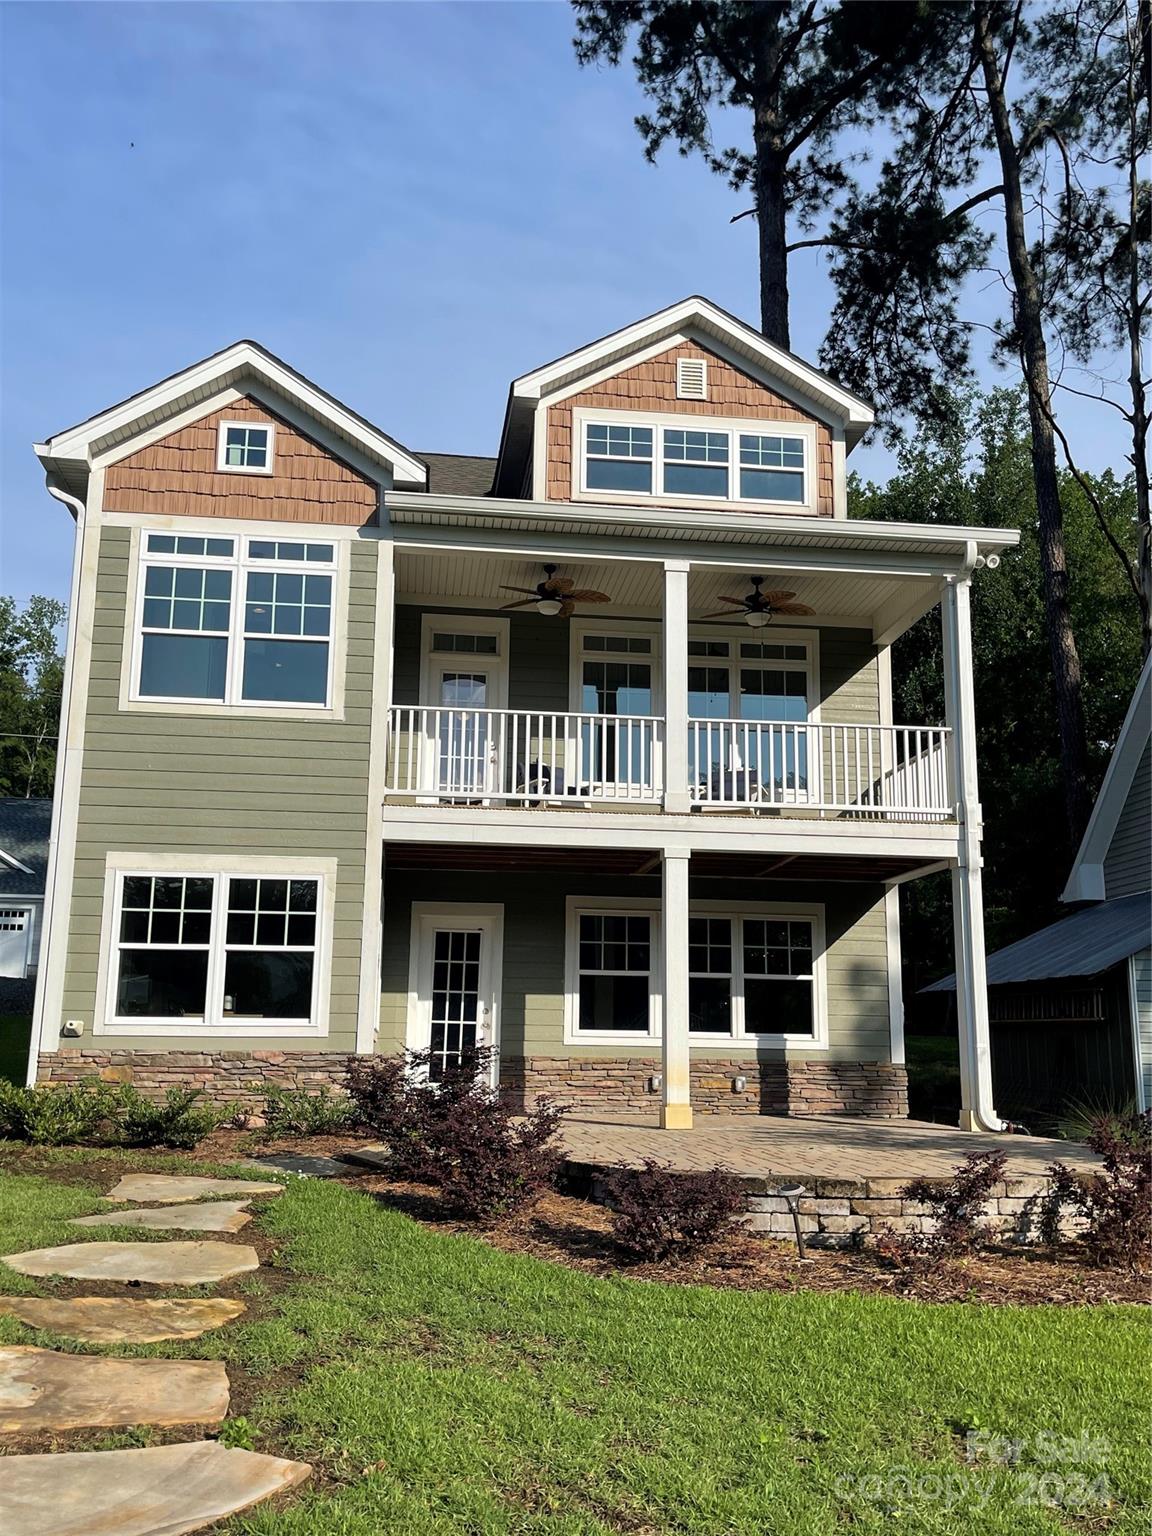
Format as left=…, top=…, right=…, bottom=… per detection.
left=61, top=525, right=376, bottom=1051
left=1105, top=739, right=1151, bottom=900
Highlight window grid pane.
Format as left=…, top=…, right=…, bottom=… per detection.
left=142, top=566, right=232, bottom=634
left=224, top=425, right=270, bottom=469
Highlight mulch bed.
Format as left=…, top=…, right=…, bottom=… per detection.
left=352, top=1174, right=1152, bottom=1308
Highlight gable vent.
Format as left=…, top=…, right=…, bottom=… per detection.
left=676, top=357, right=708, bottom=400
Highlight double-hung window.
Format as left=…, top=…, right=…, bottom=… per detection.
left=575, top=911, right=653, bottom=1034
left=108, top=867, right=324, bottom=1033
left=688, top=911, right=821, bottom=1040
left=579, top=415, right=810, bottom=506
left=135, top=534, right=336, bottom=708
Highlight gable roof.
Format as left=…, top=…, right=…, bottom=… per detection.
left=1063, top=654, right=1152, bottom=902
left=492, top=295, right=876, bottom=497
left=0, top=799, right=52, bottom=898
left=36, top=340, right=428, bottom=499
left=923, top=892, right=1151, bottom=991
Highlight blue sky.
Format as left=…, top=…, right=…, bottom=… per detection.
left=0, top=0, right=1130, bottom=607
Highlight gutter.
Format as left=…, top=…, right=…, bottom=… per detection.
left=26, top=475, right=88, bottom=1085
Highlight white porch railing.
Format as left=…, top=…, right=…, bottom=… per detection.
left=688, top=721, right=952, bottom=818
left=385, top=706, right=663, bottom=804
left=385, top=709, right=953, bottom=819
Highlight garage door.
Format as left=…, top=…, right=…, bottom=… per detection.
left=0, top=909, right=30, bottom=977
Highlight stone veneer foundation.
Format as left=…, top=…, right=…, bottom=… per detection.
left=39, top=1050, right=908, bottom=1120
left=37, top=1049, right=351, bottom=1111
left=501, top=1057, right=909, bottom=1118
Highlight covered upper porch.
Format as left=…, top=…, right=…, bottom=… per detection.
left=379, top=515, right=1004, bottom=824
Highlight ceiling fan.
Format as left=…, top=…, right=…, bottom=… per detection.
left=698, top=575, right=814, bottom=629
left=500, top=563, right=612, bottom=619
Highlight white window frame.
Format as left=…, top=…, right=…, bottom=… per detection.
left=93, top=853, right=336, bottom=1038
left=572, top=407, right=817, bottom=513
left=685, top=626, right=820, bottom=724
left=418, top=613, right=510, bottom=709
left=562, top=896, right=827, bottom=1048
left=405, top=902, right=505, bottom=1086
left=128, top=531, right=340, bottom=712
left=563, top=896, right=662, bottom=1046
left=217, top=419, right=276, bottom=475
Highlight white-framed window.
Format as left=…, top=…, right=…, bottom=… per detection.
left=101, top=862, right=330, bottom=1037
left=217, top=420, right=275, bottom=474
left=575, top=409, right=814, bottom=509
left=686, top=633, right=815, bottom=722
left=563, top=897, right=826, bottom=1046
left=133, top=532, right=337, bottom=708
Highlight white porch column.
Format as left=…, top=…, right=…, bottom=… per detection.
left=941, top=573, right=1003, bottom=1131
left=662, top=560, right=691, bottom=813
left=356, top=537, right=395, bottom=1054
left=660, top=846, right=692, bottom=1129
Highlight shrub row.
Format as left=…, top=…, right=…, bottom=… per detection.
left=0, top=1079, right=221, bottom=1149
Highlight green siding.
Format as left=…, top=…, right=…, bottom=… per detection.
left=1105, top=738, right=1151, bottom=900
left=380, top=870, right=891, bottom=1063
left=59, top=526, right=377, bottom=1051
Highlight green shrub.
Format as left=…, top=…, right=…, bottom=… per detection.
left=116, top=1085, right=222, bottom=1149
left=262, top=1084, right=356, bottom=1137
left=0, top=1078, right=220, bottom=1149
left=0, top=1078, right=119, bottom=1145
left=1042, top=1109, right=1151, bottom=1270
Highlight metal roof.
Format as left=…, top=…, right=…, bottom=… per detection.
left=0, top=798, right=52, bottom=898
left=924, top=892, right=1152, bottom=991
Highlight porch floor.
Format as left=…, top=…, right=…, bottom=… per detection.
left=556, top=1112, right=1103, bottom=1187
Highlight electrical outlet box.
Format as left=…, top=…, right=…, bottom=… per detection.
left=61, top=1020, right=84, bottom=1038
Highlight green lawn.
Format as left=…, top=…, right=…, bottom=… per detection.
left=0, top=1150, right=1148, bottom=1535
left=0, top=1014, right=31, bottom=1086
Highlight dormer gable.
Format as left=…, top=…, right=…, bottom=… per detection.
left=493, top=296, right=873, bottom=517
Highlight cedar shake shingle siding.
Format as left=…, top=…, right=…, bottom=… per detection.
left=104, top=396, right=379, bottom=526
left=547, top=342, right=835, bottom=515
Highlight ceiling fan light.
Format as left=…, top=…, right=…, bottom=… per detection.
left=744, top=609, right=771, bottom=628
left=536, top=598, right=564, bottom=617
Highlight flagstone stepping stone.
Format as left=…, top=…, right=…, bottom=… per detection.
left=0, top=1346, right=229, bottom=1433
left=0, top=1439, right=311, bottom=1536
left=0, top=1296, right=245, bottom=1343
left=102, top=1173, right=283, bottom=1204
left=1, top=1241, right=259, bottom=1286
left=247, top=1152, right=349, bottom=1178
left=70, top=1199, right=253, bottom=1233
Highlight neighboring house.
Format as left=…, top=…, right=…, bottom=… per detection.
left=28, top=296, right=1019, bottom=1130
left=0, top=799, right=52, bottom=981
left=926, top=656, right=1151, bottom=1118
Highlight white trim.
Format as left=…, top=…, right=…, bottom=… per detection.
left=567, top=618, right=662, bottom=714
left=356, top=540, right=394, bottom=1053
left=40, top=340, right=426, bottom=486
left=92, top=852, right=336, bottom=1039
left=885, top=886, right=905, bottom=1065
left=513, top=300, right=874, bottom=439
left=418, top=612, right=509, bottom=710
left=561, top=894, right=828, bottom=1049
left=216, top=419, right=276, bottom=475
left=29, top=469, right=104, bottom=1074
left=404, top=902, right=505, bottom=1078
left=676, top=356, right=708, bottom=400
left=1063, top=653, right=1151, bottom=903
left=571, top=406, right=817, bottom=515
left=121, top=527, right=345, bottom=717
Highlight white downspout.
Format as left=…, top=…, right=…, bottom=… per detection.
left=942, top=540, right=1006, bottom=1132
left=25, top=474, right=88, bottom=1085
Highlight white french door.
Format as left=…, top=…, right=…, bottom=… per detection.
left=407, top=906, right=504, bottom=1085
left=421, top=654, right=509, bottom=799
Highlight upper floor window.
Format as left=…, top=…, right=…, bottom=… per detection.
left=577, top=413, right=811, bottom=508
left=217, top=421, right=275, bottom=474
left=134, top=532, right=335, bottom=708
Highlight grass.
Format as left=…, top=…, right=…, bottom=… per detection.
left=0, top=1014, right=31, bottom=1086
left=0, top=1152, right=1148, bottom=1534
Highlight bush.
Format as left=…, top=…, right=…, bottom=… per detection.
left=1042, top=1110, right=1152, bottom=1270
left=0, top=1078, right=220, bottom=1149
left=604, top=1159, right=746, bottom=1264
left=344, top=1048, right=567, bottom=1221
left=0, top=1079, right=119, bottom=1145
left=262, top=1084, right=356, bottom=1138
left=116, top=1085, right=222, bottom=1149
left=877, top=1151, right=1008, bottom=1269
left=434, top=1092, right=566, bottom=1224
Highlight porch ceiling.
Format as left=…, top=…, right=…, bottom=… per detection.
left=383, top=841, right=935, bottom=883
left=394, top=548, right=937, bottom=635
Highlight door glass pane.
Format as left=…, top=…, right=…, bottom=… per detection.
left=581, top=661, right=652, bottom=785
left=739, top=669, right=808, bottom=792
left=428, top=928, right=482, bottom=1081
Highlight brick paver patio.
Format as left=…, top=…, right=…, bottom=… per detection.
left=558, top=1112, right=1103, bottom=1186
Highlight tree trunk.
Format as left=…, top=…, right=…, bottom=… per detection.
left=1129, top=0, right=1151, bottom=656
left=751, top=5, right=789, bottom=348
left=975, top=2, right=1092, bottom=843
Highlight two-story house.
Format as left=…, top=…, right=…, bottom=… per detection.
left=28, top=297, right=1018, bottom=1131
